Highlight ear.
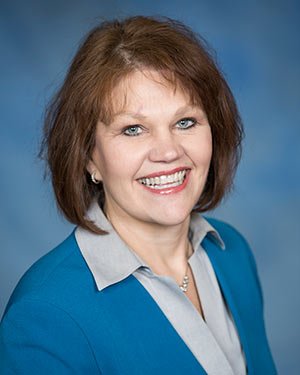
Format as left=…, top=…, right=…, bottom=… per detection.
left=86, top=159, right=102, bottom=182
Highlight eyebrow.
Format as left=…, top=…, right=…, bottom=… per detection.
left=174, top=104, right=202, bottom=117
left=112, top=105, right=202, bottom=121
left=112, top=111, right=147, bottom=120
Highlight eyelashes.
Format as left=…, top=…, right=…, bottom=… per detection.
left=123, top=125, right=143, bottom=136
left=122, top=117, right=198, bottom=137
left=176, top=118, right=197, bottom=129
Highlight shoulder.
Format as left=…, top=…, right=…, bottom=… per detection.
left=0, top=232, right=105, bottom=372
left=203, top=216, right=256, bottom=264
left=0, top=230, right=101, bottom=372
left=204, top=216, right=250, bottom=248
left=3, top=230, right=95, bottom=315
left=203, top=215, right=264, bottom=304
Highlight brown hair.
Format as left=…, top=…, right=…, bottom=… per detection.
left=39, top=15, right=243, bottom=234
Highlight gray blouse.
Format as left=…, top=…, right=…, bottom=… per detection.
left=75, top=201, right=247, bottom=375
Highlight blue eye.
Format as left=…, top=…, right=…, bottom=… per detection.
left=176, top=118, right=196, bottom=129
left=123, top=125, right=142, bottom=136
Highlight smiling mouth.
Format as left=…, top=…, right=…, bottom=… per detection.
left=138, top=169, right=188, bottom=190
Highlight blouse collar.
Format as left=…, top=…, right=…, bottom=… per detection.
left=75, top=199, right=225, bottom=291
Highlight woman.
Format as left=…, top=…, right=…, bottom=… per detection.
left=0, top=16, right=276, bottom=374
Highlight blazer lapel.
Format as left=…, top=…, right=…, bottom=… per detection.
left=202, top=234, right=276, bottom=375
left=102, top=274, right=207, bottom=375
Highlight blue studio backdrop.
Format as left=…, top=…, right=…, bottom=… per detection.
left=0, top=1, right=299, bottom=374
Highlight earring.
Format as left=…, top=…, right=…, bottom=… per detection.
left=91, top=171, right=100, bottom=184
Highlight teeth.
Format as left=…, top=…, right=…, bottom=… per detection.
left=139, top=170, right=188, bottom=188
left=167, top=174, right=173, bottom=183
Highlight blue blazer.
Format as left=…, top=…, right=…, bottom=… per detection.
left=0, top=219, right=277, bottom=374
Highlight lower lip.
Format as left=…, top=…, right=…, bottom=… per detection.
left=139, top=171, right=190, bottom=195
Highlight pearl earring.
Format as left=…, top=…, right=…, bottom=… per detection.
left=91, top=171, right=100, bottom=184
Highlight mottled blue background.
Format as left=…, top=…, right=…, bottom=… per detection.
left=1, top=0, right=299, bottom=373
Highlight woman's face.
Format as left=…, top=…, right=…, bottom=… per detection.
left=88, top=69, right=212, bottom=228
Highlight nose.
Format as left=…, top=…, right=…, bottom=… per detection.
left=148, top=133, right=184, bottom=163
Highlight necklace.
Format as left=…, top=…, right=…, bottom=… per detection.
left=179, top=242, right=191, bottom=293
left=179, top=271, right=189, bottom=293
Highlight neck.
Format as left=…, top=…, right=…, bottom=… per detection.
left=104, top=204, right=191, bottom=275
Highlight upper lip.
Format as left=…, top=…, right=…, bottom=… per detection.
left=138, top=167, right=190, bottom=179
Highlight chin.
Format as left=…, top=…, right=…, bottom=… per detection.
left=148, top=206, right=192, bottom=227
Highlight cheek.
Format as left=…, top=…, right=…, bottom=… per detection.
left=187, top=130, right=212, bottom=167
left=99, top=149, right=123, bottom=179
left=97, top=142, right=143, bottom=182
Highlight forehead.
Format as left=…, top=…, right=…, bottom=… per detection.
left=106, top=69, right=196, bottom=121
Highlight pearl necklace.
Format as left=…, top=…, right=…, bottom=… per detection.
left=179, top=242, right=191, bottom=293
left=180, top=272, right=189, bottom=293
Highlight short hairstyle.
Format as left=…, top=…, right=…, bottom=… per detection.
left=39, top=15, right=244, bottom=234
